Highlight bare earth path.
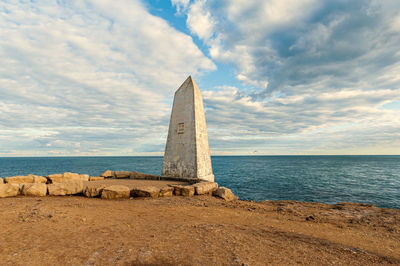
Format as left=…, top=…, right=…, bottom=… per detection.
left=0, top=196, right=399, bottom=265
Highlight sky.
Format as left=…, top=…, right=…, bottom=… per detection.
left=0, top=0, right=400, bottom=156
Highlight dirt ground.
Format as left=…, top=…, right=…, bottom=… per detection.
left=0, top=194, right=399, bottom=265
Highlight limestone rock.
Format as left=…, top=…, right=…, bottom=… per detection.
left=48, top=180, right=84, bottom=196
left=159, top=187, right=174, bottom=197
left=5, top=175, right=47, bottom=184
left=169, top=185, right=194, bottom=197
left=47, top=173, right=89, bottom=183
left=182, top=186, right=195, bottom=197
left=131, top=186, right=160, bottom=198
left=193, top=182, right=218, bottom=195
left=101, top=185, right=130, bottom=199
left=46, top=174, right=64, bottom=183
left=22, top=183, right=47, bottom=197
left=0, top=184, right=20, bottom=198
left=83, top=185, right=106, bottom=198
left=213, top=187, right=236, bottom=202
left=100, top=170, right=114, bottom=178
left=114, top=171, right=131, bottom=179
left=130, top=171, right=159, bottom=180
left=79, top=174, right=90, bottom=181
left=89, top=176, right=104, bottom=181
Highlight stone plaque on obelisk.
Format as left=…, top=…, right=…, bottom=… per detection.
left=161, top=76, right=214, bottom=182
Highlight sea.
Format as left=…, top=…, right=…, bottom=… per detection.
left=0, top=155, right=399, bottom=209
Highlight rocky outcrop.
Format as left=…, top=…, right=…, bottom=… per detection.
left=213, top=187, right=236, bottom=202
left=22, top=183, right=47, bottom=197
left=100, top=170, right=114, bottom=178
left=159, top=187, right=174, bottom=197
left=48, top=180, right=84, bottom=196
left=130, top=171, right=159, bottom=180
left=114, top=171, right=131, bottom=179
left=193, top=182, right=218, bottom=195
left=83, top=185, right=106, bottom=198
left=0, top=184, right=20, bottom=198
left=131, top=186, right=160, bottom=198
left=5, top=175, right=47, bottom=184
left=47, top=173, right=89, bottom=183
left=89, top=176, right=104, bottom=181
left=101, top=185, right=130, bottom=199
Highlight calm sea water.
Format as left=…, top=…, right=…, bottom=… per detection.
left=0, top=156, right=399, bottom=209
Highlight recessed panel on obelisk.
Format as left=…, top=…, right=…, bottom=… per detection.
left=162, top=76, right=214, bottom=182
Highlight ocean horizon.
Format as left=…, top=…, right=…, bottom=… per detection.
left=1, top=155, right=399, bottom=209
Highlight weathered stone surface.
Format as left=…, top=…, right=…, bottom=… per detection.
left=131, top=186, right=160, bottom=198
left=100, top=170, right=114, bottom=178
left=89, top=176, right=104, bottom=181
left=0, top=184, right=20, bottom=198
left=5, top=175, right=47, bottom=184
left=182, top=186, right=195, bottom=197
left=83, top=185, right=106, bottom=198
left=101, top=185, right=130, bottom=199
left=193, top=182, right=218, bottom=195
left=114, top=171, right=131, bottom=179
left=162, top=76, right=214, bottom=182
left=47, top=173, right=89, bottom=183
left=169, top=185, right=194, bottom=196
left=159, top=187, right=174, bottom=197
left=213, top=187, right=236, bottom=202
left=79, top=174, right=90, bottom=181
left=46, top=174, right=64, bottom=183
left=48, top=180, right=84, bottom=196
left=130, top=171, right=159, bottom=180
left=22, top=183, right=47, bottom=197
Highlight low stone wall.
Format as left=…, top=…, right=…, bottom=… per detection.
left=0, top=170, right=237, bottom=201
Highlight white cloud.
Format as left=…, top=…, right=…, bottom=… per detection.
left=186, top=0, right=215, bottom=41
left=171, top=0, right=400, bottom=154
left=0, top=0, right=215, bottom=156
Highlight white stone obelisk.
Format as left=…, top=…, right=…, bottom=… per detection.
left=162, top=76, right=214, bottom=181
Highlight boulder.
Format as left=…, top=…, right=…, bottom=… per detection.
left=47, top=173, right=89, bottom=183
left=114, top=171, right=131, bottom=179
left=79, top=174, right=90, bottom=181
left=5, top=175, right=47, bottom=184
left=83, top=185, right=106, bottom=198
left=130, top=171, right=159, bottom=180
left=89, top=176, right=104, bottom=181
left=46, top=174, right=64, bottom=183
left=182, top=186, right=195, bottom=197
left=131, top=186, right=160, bottom=198
left=213, top=187, right=236, bottom=202
left=159, top=187, right=174, bottom=197
left=100, top=170, right=114, bottom=178
left=22, top=183, right=47, bottom=197
left=0, top=184, right=20, bottom=198
left=48, top=180, right=84, bottom=196
left=170, top=185, right=194, bottom=197
left=101, top=185, right=130, bottom=199
left=193, top=182, right=218, bottom=195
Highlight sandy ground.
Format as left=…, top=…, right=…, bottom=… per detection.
left=0, top=193, right=399, bottom=265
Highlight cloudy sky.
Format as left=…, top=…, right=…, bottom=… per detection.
left=1, top=0, right=399, bottom=156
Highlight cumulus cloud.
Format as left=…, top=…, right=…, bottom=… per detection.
left=174, top=0, right=400, bottom=154
left=0, top=0, right=215, bottom=156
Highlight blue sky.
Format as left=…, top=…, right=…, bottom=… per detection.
left=0, top=0, right=400, bottom=156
